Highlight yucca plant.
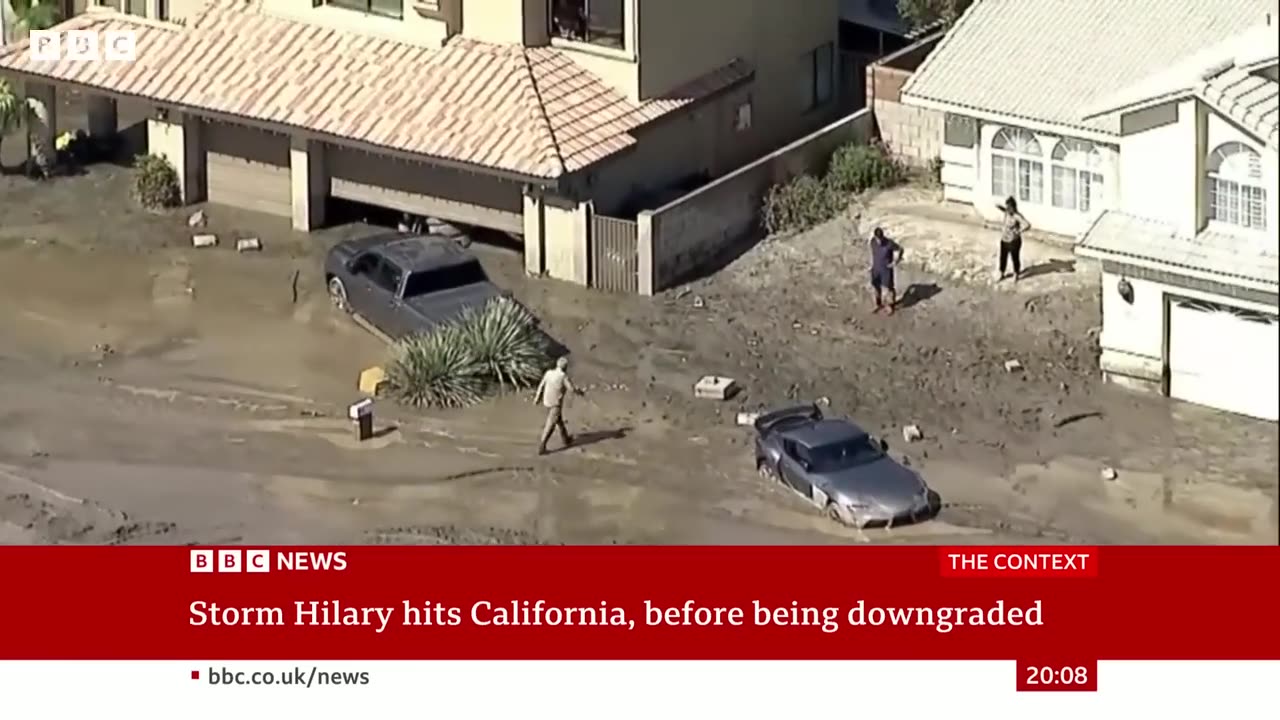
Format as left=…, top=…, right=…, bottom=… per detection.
left=384, top=325, right=485, bottom=409
left=456, top=296, right=549, bottom=390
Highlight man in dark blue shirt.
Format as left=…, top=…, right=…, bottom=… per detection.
left=868, top=227, right=904, bottom=314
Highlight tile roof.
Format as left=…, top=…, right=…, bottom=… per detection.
left=1076, top=211, right=1279, bottom=290
left=0, top=2, right=750, bottom=179
left=900, top=0, right=1277, bottom=135
left=1198, top=65, right=1279, bottom=152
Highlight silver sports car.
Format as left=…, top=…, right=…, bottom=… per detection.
left=753, top=405, right=939, bottom=528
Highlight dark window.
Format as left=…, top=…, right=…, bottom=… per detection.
left=806, top=436, right=884, bottom=473
left=943, top=113, right=977, bottom=148
left=402, top=261, right=489, bottom=299
left=350, top=253, right=379, bottom=276
left=804, top=43, right=835, bottom=110
left=370, top=258, right=404, bottom=294
left=328, top=0, right=402, bottom=19
left=550, top=0, right=625, bottom=49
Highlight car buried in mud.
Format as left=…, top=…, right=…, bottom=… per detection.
left=753, top=405, right=940, bottom=528
left=324, top=232, right=504, bottom=340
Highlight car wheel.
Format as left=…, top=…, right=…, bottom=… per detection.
left=756, top=460, right=780, bottom=484
left=328, top=277, right=350, bottom=313
left=826, top=502, right=853, bottom=526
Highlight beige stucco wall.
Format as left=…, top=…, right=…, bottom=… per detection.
left=146, top=112, right=205, bottom=203
left=541, top=199, right=590, bottom=285
left=637, top=108, right=873, bottom=294
left=635, top=0, right=838, bottom=160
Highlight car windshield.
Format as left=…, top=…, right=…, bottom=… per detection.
left=804, top=436, right=883, bottom=473
left=401, top=262, right=488, bottom=298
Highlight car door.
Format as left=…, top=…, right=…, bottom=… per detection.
left=344, top=252, right=384, bottom=318
left=778, top=440, right=815, bottom=501
left=365, top=256, right=408, bottom=337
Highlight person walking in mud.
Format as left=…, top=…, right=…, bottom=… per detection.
left=868, top=227, right=904, bottom=314
left=997, top=197, right=1031, bottom=282
left=533, top=356, right=583, bottom=455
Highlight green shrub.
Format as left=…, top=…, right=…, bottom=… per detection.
left=825, top=141, right=904, bottom=195
left=385, top=325, right=485, bottom=409
left=455, top=296, right=548, bottom=390
left=761, top=174, right=840, bottom=234
left=132, top=153, right=181, bottom=210
left=384, top=297, right=552, bottom=409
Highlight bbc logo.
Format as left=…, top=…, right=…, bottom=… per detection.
left=28, top=30, right=138, bottom=63
left=190, top=549, right=271, bottom=573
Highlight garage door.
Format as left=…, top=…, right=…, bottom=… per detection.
left=327, top=146, right=523, bottom=234
left=205, top=123, right=292, bottom=218
left=1168, top=298, right=1279, bottom=421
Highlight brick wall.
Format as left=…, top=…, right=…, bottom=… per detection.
left=864, top=35, right=945, bottom=167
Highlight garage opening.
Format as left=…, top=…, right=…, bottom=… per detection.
left=205, top=123, right=291, bottom=217
left=325, top=197, right=522, bottom=253
left=1168, top=298, right=1279, bottom=421
left=326, top=146, right=526, bottom=251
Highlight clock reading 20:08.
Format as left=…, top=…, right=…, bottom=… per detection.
left=1015, top=661, right=1098, bottom=692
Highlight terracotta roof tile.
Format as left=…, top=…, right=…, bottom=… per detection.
left=0, top=2, right=749, bottom=179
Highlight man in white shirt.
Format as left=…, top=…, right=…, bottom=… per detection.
left=533, top=357, right=581, bottom=455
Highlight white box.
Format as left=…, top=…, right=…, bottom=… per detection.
left=190, top=549, right=213, bottom=573
left=246, top=549, right=271, bottom=573
left=694, top=375, right=738, bottom=401
left=348, top=398, right=374, bottom=419
left=217, top=549, right=243, bottom=573
left=192, top=234, right=218, bottom=248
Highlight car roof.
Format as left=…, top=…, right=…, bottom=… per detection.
left=377, top=235, right=476, bottom=273
left=782, top=419, right=868, bottom=447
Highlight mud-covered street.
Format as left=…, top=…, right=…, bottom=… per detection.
left=1, top=137, right=1276, bottom=545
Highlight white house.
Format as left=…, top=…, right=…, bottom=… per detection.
left=1075, top=21, right=1279, bottom=422
left=898, top=0, right=1277, bottom=238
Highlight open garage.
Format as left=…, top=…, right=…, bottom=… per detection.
left=205, top=122, right=292, bottom=218
left=326, top=147, right=524, bottom=235
left=1168, top=297, right=1280, bottom=421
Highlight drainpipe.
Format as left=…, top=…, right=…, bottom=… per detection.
left=1, top=0, right=9, bottom=48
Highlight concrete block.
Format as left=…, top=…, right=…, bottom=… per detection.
left=358, top=366, right=387, bottom=395
left=694, top=375, right=738, bottom=401
left=235, top=238, right=262, bottom=252
left=192, top=234, right=217, bottom=248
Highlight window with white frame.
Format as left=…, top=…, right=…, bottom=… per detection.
left=1206, top=142, right=1267, bottom=230
left=990, top=127, right=1043, bottom=204
left=1050, top=139, right=1105, bottom=213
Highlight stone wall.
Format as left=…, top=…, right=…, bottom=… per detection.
left=865, top=33, right=944, bottom=167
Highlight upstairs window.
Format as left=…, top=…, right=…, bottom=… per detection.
left=801, top=42, right=834, bottom=110
left=1050, top=139, right=1105, bottom=213
left=328, top=0, right=403, bottom=19
left=991, top=127, right=1043, bottom=204
left=1206, top=142, right=1267, bottom=230
left=550, top=0, right=625, bottom=50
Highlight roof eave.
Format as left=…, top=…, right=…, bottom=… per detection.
left=1075, top=244, right=1279, bottom=294
left=1081, top=90, right=1195, bottom=122
left=900, top=93, right=1120, bottom=143
left=0, top=66, right=565, bottom=188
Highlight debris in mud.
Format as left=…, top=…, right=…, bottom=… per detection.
left=692, top=295, right=705, bottom=309
left=736, top=411, right=761, bottom=426
left=1101, top=467, right=1118, bottom=481
left=91, top=342, right=114, bottom=356
left=694, top=375, right=738, bottom=401
left=192, top=234, right=217, bottom=248
left=1053, top=411, right=1103, bottom=428
left=816, top=396, right=831, bottom=406
left=235, top=237, right=262, bottom=253
left=187, top=210, right=206, bottom=227
left=1003, top=359, right=1024, bottom=372
left=902, top=424, right=923, bottom=443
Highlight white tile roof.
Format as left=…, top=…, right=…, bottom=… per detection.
left=1198, top=65, right=1279, bottom=152
left=901, top=0, right=1277, bottom=135
left=1084, top=22, right=1278, bottom=120
left=1076, top=211, right=1279, bottom=290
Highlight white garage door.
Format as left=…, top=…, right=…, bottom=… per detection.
left=1168, top=298, right=1279, bottom=421
left=205, top=123, right=292, bottom=218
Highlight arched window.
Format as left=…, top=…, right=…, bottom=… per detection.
left=990, top=127, right=1043, bottom=204
left=1050, top=139, right=1105, bottom=213
left=1207, top=142, right=1267, bottom=230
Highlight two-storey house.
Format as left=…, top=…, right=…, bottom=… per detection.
left=0, top=0, right=840, bottom=288
left=897, top=0, right=1275, bottom=239
left=1076, top=21, right=1279, bottom=421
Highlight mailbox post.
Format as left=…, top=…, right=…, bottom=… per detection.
left=348, top=399, right=374, bottom=442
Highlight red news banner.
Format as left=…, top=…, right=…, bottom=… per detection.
left=1, top=547, right=1276, bottom=676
